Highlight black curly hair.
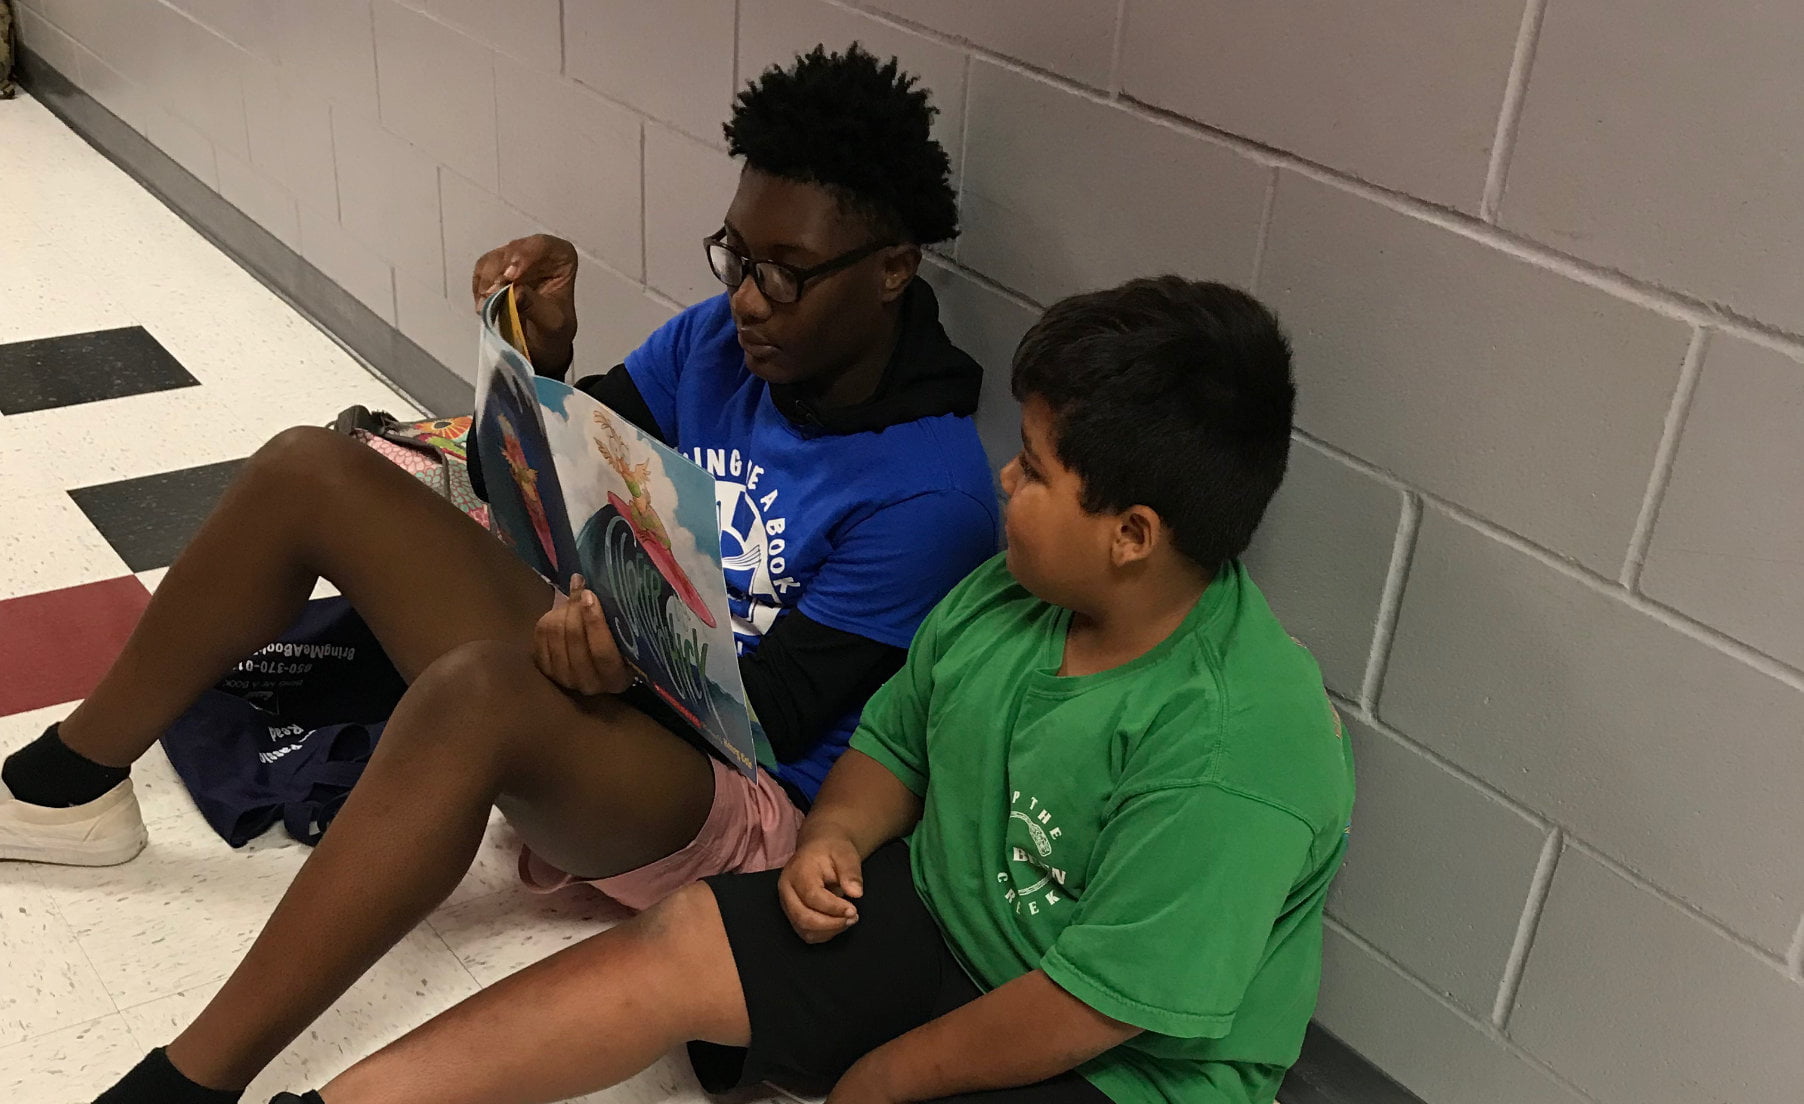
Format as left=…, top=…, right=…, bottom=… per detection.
left=725, top=43, right=959, bottom=246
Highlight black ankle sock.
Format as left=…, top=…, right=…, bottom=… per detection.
left=92, top=1048, right=241, bottom=1104
left=1, top=723, right=130, bottom=808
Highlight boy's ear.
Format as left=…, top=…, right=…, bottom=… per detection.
left=1110, top=506, right=1162, bottom=567
left=879, top=244, right=922, bottom=303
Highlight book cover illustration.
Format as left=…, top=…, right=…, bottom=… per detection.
left=472, top=287, right=759, bottom=776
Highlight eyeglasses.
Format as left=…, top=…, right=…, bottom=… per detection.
left=703, top=231, right=893, bottom=304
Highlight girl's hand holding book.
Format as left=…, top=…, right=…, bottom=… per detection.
left=533, top=574, right=632, bottom=696
left=471, top=234, right=579, bottom=377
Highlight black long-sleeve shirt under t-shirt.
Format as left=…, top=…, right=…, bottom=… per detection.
left=469, top=365, right=908, bottom=765
left=468, top=281, right=994, bottom=777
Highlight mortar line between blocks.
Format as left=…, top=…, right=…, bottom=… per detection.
left=1493, top=828, right=1562, bottom=1028
left=1357, top=493, right=1421, bottom=713
left=1619, top=325, right=1710, bottom=590
left=366, top=1, right=384, bottom=130
left=637, top=121, right=648, bottom=282
left=1323, top=917, right=1492, bottom=1037
left=1247, top=166, right=1279, bottom=291
left=957, top=51, right=974, bottom=200
left=1320, top=916, right=1604, bottom=1103
left=838, top=1, right=1114, bottom=95
left=924, top=253, right=1045, bottom=312
left=575, top=242, right=651, bottom=292
left=1480, top=0, right=1549, bottom=222
left=731, top=0, right=742, bottom=92
left=325, top=104, right=344, bottom=224
left=1107, top=0, right=1131, bottom=96
left=1325, top=708, right=1804, bottom=995
left=1564, top=838, right=1792, bottom=973
left=1294, top=430, right=1804, bottom=693
left=489, top=48, right=503, bottom=196
left=1328, top=691, right=1552, bottom=831
left=829, top=3, right=1804, bottom=357
left=1436, top=498, right=1804, bottom=692
left=566, top=75, right=727, bottom=155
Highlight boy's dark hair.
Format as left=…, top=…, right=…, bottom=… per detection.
left=725, top=43, right=958, bottom=246
left=1011, top=277, right=1296, bottom=573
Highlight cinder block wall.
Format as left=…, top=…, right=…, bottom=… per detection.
left=19, top=3, right=1804, bottom=1102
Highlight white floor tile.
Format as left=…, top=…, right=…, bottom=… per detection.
left=0, top=875, right=117, bottom=1050
left=0, top=493, right=134, bottom=601
left=0, top=703, right=66, bottom=755
left=117, top=927, right=481, bottom=1100
left=0, top=242, right=140, bottom=346
left=130, top=742, right=205, bottom=831
left=0, top=382, right=412, bottom=504
left=427, top=882, right=632, bottom=987
left=27, top=813, right=311, bottom=1010
left=0, top=1015, right=148, bottom=1102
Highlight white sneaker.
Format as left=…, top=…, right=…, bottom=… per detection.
left=0, top=777, right=149, bottom=866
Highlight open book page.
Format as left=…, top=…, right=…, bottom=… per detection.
left=471, top=288, right=582, bottom=589
left=472, top=287, right=760, bottom=777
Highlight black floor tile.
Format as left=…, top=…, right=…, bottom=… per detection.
left=0, top=326, right=199, bottom=415
left=68, top=459, right=248, bottom=572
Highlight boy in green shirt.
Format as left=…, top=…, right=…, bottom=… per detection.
left=270, top=277, right=1353, bottom=1104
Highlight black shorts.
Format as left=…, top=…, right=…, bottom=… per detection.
left=694, top=841, right=1113, bottom=1103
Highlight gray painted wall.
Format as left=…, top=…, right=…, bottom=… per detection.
left=17, top=3, right=1804, bottom=1102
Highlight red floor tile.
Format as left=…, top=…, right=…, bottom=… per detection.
left=0, top=576, right=151, bottom=717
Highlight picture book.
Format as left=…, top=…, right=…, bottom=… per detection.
left=471, top=287, right=759, bottom=776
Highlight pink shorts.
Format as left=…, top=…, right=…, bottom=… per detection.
left=517, top=757, right=806, bottom=912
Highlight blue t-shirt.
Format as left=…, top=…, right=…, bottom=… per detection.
left=625, top=293, right=999, bottom=798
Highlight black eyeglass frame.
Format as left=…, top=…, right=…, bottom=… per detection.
left=703, top=230, right=895, bottom=304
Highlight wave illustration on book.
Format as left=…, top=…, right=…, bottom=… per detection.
left=472, top=286, right=761, bottom=776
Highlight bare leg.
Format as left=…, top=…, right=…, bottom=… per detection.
left=50, top=427, right=717, bottom=1088
left=319, top=882, right=749, bottom=1104
left=59, top=426, right=553, bottom=767
left=162, top=639, right=715, bottom=1090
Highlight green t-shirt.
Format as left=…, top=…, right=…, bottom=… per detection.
left=851, top=555, right=1355, bottom=1104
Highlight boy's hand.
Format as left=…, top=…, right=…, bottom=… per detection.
left=534, top=575, right=632, bottom=695
left=778, top=832, right=865, bottom=943
left=471, top=234, right=578, bottom=377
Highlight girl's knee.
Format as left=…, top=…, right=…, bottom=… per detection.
left=385, top=641, right=548, bottom=765
left=408, top=640, right=541, bottom=716
left=243, top=425, right=377, bottom=505
left=251, top=424, right=355, bottom=474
